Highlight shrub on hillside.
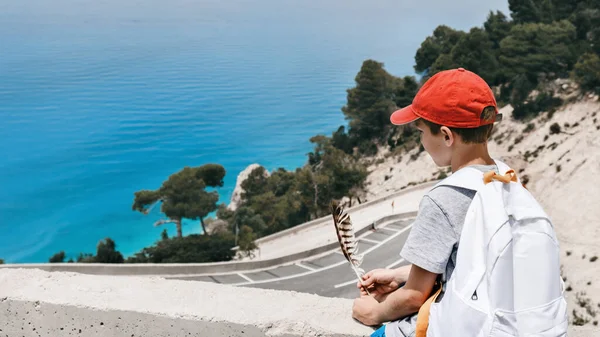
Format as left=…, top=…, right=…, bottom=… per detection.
left=524, top=123, right=535, bottom=133
left=512, top=91, right=563, bottom=120
left=75, top=238, right=124, bottom=264
left=126, top=232, right=235, bottom=263
left=49, top=251, right=66, bottom=263
left=95, top=238, right=124, bottom=263
left=573, top=53, right=600, bottom=93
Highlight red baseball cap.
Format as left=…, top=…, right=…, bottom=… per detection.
left=390, top=68, right=500, bottom=128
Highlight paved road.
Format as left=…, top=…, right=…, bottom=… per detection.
left=167, top=219, right=414, bottom=300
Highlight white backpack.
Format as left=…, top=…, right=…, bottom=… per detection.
left=426, top=159, right=568, bottom=337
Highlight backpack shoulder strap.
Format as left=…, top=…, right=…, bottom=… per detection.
left=431, top=158, right=515, bottom=193
left=493, top=159, right=523, bottom=184
left=494, top=159, right=511, bottom=174
left=432, top=166, right=485, bottom=192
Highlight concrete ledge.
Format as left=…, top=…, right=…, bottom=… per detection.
left=0, top=212, right=416, bottom=277
left=0, top=268, right=374, bottom=337
left=1, top=269, right=595, bottom=337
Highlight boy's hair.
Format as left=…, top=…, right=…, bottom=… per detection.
left=418, top=118, right=494, bottom=144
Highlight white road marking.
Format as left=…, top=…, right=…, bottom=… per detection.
left=386, top=258, right=405, bottom=269
left=360, top=237, right=381, bottom=244
left=230, top=223, right=413, bottom=287
left=296, top=262, right=316, bottom=271
left=237, top=273, right=254, bottom=283
left=334, top=278, right=361, bottom=289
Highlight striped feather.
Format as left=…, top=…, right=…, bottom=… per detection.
left=331, top=200, right=369, bottom=294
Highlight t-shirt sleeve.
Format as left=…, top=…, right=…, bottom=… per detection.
left=400, top=195, right=457, bottom=274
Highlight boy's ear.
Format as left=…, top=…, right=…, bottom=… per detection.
left=440, top=126, right=454, bottom=146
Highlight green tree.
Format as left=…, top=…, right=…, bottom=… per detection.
left=428, top=53, right=457, bottom=76
left=194, top=164, right=226, bottom=187
left=216, top=203, right=235, bottom=223
left=554, top=0, right=585, bottom=21
left=132, top=164, right=225, bottom=237
left=235, top=166, right=308, bottom=235
left=295, top=165, right=330, bottom=219
left=231, top=206, right=267, bottom=238
left=244, top=191, right=297, bottom=235
left=484, top=11, right=513, bottom=49
left=517, top=0, right=591, bottom=24
left=237, top=225, right=258, bottom=258
left=0, top=258, right=4, bottom=264
left=216, top=165, right=308, bottom=237
left=388, top=123, right=419, bottom=151
left=95, top=238, right=124, bottom=263
left=414, top=26, right=465, bottom=75
left=330, top=125, right=355, bottom=155
left=499, top=20, right=577, bottom=80
left=264, top=168, right=297, bottom=198
left=76, top=253, right=95, bottom=263
left=570, top=4, right=600, bottom=54
left=305, top=135, right=368, bottom=216
left=161, top=229, right=169, bottom=241
left=414, top=27, right=499, bottom=81
left=72, top=238, right=125, bottom=264
left=509, top=73, right=537, bottom=107
left=49, top=251, right=66, bottom=263
left=393, top=76, right=419, bottom=108
left=342, top=60, right=398, bottom=142
left=240, top=166, right=270, bottom=202
left=448, top=28, right=499, bottom=84
left=508, top=0, right=554, bottom=23
left=573, top=53, right=600, bottom=93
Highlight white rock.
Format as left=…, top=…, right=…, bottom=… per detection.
left=228, top=164, right=269, bottom=211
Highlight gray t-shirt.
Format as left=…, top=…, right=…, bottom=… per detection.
left=385, top=165, right=497, bottom=337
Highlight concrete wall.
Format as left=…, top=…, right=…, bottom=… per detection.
left=0, top=268, right=374, bottom=337
left=1, top=269, right=595, bottom=337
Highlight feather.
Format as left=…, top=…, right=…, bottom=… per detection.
left=330, top=200, right=370, bottom=295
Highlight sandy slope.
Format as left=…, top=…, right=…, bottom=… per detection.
left=363, top=94, right=600, bottom=328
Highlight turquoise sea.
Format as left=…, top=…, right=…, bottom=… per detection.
left=0, top=0, right=508, bottom=263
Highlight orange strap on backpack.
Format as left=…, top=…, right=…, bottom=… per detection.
left=415, top=286, right=442, bottom=337
left=483, top=169, right=517, bottom=184
left=483, top=169, right=529, bottom=189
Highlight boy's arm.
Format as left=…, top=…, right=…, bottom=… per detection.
left=352, top=264, right=438, bottom=325
left=376, top=264, right=438, bottom=321
left=395, top=264, right=412, bottom=284
left=353, top=193, right=456, bottom=326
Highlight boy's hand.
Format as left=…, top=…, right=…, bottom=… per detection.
left=357, top=268, right=402, bottom=301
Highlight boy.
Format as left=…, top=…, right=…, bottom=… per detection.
left=351, top=68, right=501, bottom=337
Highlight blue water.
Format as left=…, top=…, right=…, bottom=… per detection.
left=0, top=0, right=509, bottom=263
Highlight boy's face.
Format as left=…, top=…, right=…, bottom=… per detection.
left=415, top=119, right=452, bottom=167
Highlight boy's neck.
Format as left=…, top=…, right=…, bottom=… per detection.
left=450, top=143, right=495, bottom=173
